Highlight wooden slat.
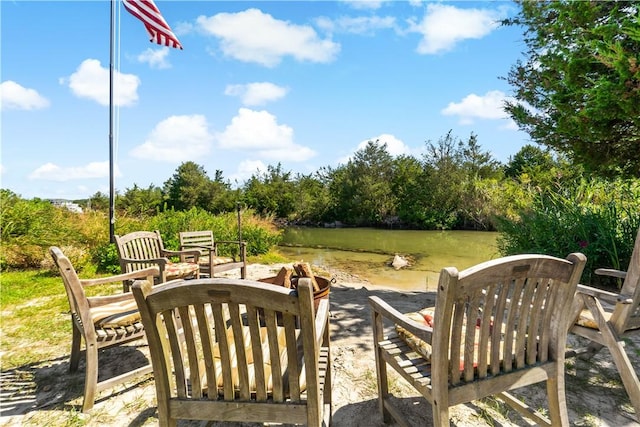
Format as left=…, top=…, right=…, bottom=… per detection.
left=491, top=282, right=509, bottom=375
left=177, top=305, right=201, bottom=398
left=193, top=303, right=217, bottom=400
left=503, top=277, right=524, bottom=373
left=515, top=278, right=535, bottom=369
left=283, top=313, right=301, bottom=401
left=161, top=308, right=187, bottom=398
left=477, top=283, right=496, bottom=378
left=526, top=279, right=547, bottom=365
left=539, top=278, right=555, bottom=362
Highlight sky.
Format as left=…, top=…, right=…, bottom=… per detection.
left=1, top=0, right=532, bottom=201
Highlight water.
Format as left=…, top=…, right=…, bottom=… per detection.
left=278, top=228, right=500, bottom=290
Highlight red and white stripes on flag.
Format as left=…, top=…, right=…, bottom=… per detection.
left=122, top=0, right=183, bottom=49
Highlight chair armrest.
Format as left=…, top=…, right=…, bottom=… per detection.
left=369, top=296, right=432, bottom=342
left=120, top=256, right=169, bottom=265
left=208, top=241, right=247, bottom=261
left=180, top=244, right=215, bottom=253
left=162, top=248, right=200, bottom=261
left=215, top=240, right=245, bottom=246
left=80, top=266, right=160, bottom=287
left=213, top=241, right=247, bottom=253
left=595, top=268, right=627, bottom=279
left=576, top=284, right=633, bottom=305
left=314, top=298, right=330, bottom=345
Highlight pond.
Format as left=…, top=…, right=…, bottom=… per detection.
left=278, top=227, right=500, bottom=291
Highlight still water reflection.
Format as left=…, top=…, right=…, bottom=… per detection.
left=278, top=228, right=500, bottom=291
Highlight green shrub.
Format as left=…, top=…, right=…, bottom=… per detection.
left=1, top=242, right=47, bottom=270
left=1, top=195, right=281, bottom=272
left=496, top=178, right=640, bottom=287
left=39, top=245, right=93, bottom=274
left=147, top=207, right=282, bottom=256
left=93, top=243, right=121, bottom=274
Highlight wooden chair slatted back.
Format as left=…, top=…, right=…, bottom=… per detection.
left=115, top=231, right=165, bottom=273
left=132, top=277, right=328, bottom=425
left=179, top=231, right=216, bottom=261
left=434, top=253, right=586, bottom=386
left=180, top=231, right=216, bottom=247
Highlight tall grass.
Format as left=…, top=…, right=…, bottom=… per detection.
left=496, top=178, right=640, bottom=287
left=1, top=194, right=282, bottom=273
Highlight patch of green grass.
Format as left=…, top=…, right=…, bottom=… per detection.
left=1, top=270, right=62, bottom=306
left=476, top=396, right=510, bottom=426
left=249, top=249, right=291, bottom=265
left=0, top=269, right=123, bottom=369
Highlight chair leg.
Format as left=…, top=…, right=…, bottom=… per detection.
left=156, top=397, right=176, bottom=427
left=371, top=312, right=391, bottom=423
left=546, top=371, right=569, bottom=426
left=583, top=294, right=640, bottom=418
left=607, top=338, right=640, bottom=418
left=82, top=342, right=99, bottom=412
left=431, top=401, right=450, bottom=427
left=324, top=330, right=332, bottom=426
left=69, top=325, right=82, bottom=372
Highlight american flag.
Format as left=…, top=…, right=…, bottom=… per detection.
left=122, top=0, right=183, bottom=49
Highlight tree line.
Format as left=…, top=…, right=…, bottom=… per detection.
left=82, top=130, right=628, bottom=231
left=84, top=132, right=498, bottom=229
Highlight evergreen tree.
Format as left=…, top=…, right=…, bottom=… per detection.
left=503, top=1, right=640, bottom=177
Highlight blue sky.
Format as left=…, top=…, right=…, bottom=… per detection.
left=2, top=1, right=530, bottom=200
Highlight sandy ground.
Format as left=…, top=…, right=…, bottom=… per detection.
left=2, top=263, right=640, bottom=426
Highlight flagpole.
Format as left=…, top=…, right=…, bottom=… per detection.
left=109, top=0, right=116, bottom=243
left=109, top=0, right=182, bottom=244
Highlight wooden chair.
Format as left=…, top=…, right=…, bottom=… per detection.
left=569, top=227, right=640, bottom=419
left=115, top=230, right=200, bottom=291
left=179, top=230, right=247, bottom=279
left=370, top=253, right=586, bottom=427
left=132, top=277, right=332, bottom=426
left=49, top=246, right=157, bottom=412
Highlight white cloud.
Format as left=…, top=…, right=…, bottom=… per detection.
left=217, top=108, right=316, bottom=161
left=62, top=59, right=140, bottom=107
left=28, top=161, right=115, bottom=181
left=130, top=115, right=213, bottom=162
left=0, top=81, right=50, bottom=111
left=228, top=159, right=269, bottom=185
left=409, top=4, right=504, bottom=54
left=339, top=133, right=411, bottom=164
left=441, top=90, right=514, bottom=125
left=137, top=47, right=171, bottom=69
left=196, top=9, right=340, bottom=67
left=224, top=82, right=289, bottom=106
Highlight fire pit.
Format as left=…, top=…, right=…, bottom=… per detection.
left=258, top=275, right=332, bottom=314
